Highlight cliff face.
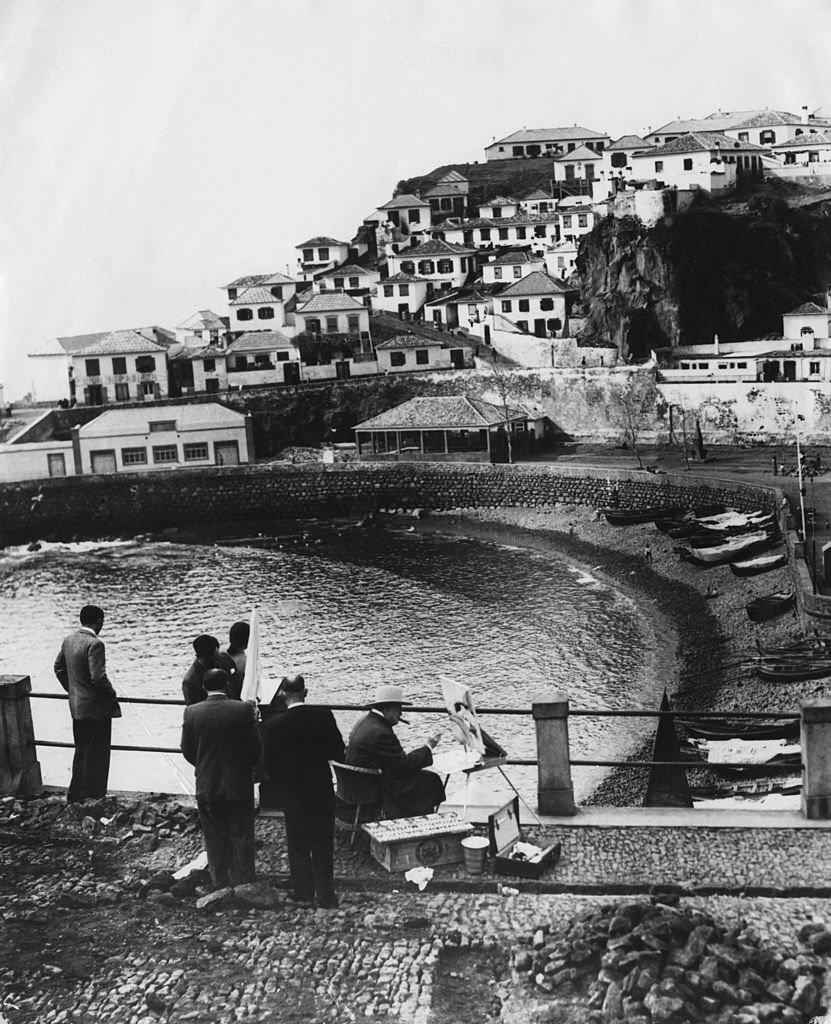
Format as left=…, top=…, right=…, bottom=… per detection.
left=576, top=186, right=831, bottom=359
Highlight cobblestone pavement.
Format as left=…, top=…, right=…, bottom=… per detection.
left=4, top=797, right=831, bottom=1023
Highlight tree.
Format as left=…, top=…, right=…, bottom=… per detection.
left=483, top=348, right=524, bottom=464
left=613, top=368, right=658, bottom=470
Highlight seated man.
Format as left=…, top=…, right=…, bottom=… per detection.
left=346, top=684, right=445, bottom=819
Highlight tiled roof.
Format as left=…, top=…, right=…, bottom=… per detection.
left=394, top=239, right=475, bottom=257
left=75, top=330, right=169, bottom=356
left=225, top=331, right=296, bottom=353
left=176, top=345, right=226, bottom=361
left=444, top=213, right=558, bottom=230
left=730, top=110, right=803, bottom=129
left=437, top=170, right=468, bottom=183
left=318, top=263, right=374, bottom=278
left=498, top=271, right=569, bottom=297
left=490, top=251, right=539, bottom=265
left=54, top=331, right=111, bottom=354
left=773, top=130, right=831, bottom=149
left=491, top=126, right=607, bottom=146
left=229, top=287, right=286, bottom=305
left=650, top=111, right=803, bottom=137
left=374, top=335, right=443, bottom=351
left=608, top=135, right=651, bottom=150
left=224, top=274, right=270, bottom=289
left=556, top=144, right=603, bottom=162
left=177, top=309, right=226, bottom=331
left=296, top=290, right=366, bottom=313
left=262, top=272, right=296, bottom=286
left=784, top=302, right=829, bottom=316
left=296, top=236, right=349, bottom=249
left=80, top=403, right=244, bottom=435
left=379, top=194, right=431, bottom=209
left=354, top=396, right=529, bottom=431
left=638, top=132, right=766, bottom=158
left=519, top=188, right=554, bottom=201
left=423, top=182, right=468, bottom=198
left=481, top=195, right=517, bottom=206
left=382, top=272, right=429, bottom=283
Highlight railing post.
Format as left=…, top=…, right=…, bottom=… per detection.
left=801, top=698, right=831, bottom=819
left=532, top=694, right=576, bottom=816
left=0, top=675, right=43, bottom=797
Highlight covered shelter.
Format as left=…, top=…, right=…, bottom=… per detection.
left=353, top=395, right=542, bottom=463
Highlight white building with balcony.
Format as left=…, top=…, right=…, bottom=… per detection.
left=294, top=291, right=372, bottom=351
left=372, top=272, right=431, bottom=317
left=70, top=330, right=171, bottom=406
left=295, top=237, right=351, bottom=281
left=387, top=239, right=475, bottom=295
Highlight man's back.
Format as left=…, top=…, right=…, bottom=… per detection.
left=262, top=706, right=344, bottom=812
left=55, top=628, right=117, bottom=719
left=181, top=696, right=262, bottom=800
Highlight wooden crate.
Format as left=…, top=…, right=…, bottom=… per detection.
left=488, top=796, right=560, bottom=879
left=363, top=813, right=474, bottom=873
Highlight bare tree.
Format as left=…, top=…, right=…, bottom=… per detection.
left=483, top=349, right=519, bottom=464
left=613, top=369, right=658, bottom=470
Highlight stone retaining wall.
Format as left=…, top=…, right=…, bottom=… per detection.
left=0, top=463, right=777, bottom=546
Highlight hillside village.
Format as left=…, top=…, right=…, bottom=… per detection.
left=7, top=103, right=831, bottom=482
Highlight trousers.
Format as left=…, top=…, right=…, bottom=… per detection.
left=284, top=807, right=336, bottom=903
left=68, top=718, right=112, bottom=803
left=196, top=792, right=256, bottom=888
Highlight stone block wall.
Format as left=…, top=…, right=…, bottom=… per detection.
left=0, top=463, right=776, bottom=547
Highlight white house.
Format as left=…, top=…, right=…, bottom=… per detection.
left=477, top=196, right=520, bottom=219
left=315, top=263, right=379, bottom=299
left=295, top=236, right=351, bottom=281
left=769, top=130, right=831, bottom=183
left=374, top=334, right=472, bottom=373
left=595, top=135, right=655, bottom=198
left=782, top=299, right=831, bottom=346
left=373, top=272, right=431, bottom=317
left=365, top=194, right=432, bottom=233
left=645, top=108, right=831, bottom=148
left=440, top=216, right=559, bottom=252
left=556, top=197, right=596, bottom=242
left=629, top=132, right=765, bottom=191
left=493, top=271, right=571, bottom=337
left=224, top=331, right=302, bottom=387
left=294, top=291, right=372, bottom=350
left=552, top=144, right=604, bottom=185
left=481, top=250, right=545, bottom=286
left=223, top=272, right=297, bottom=304
left=0, top=411, right=77, bottom=482
left=485, top=126, right=610, bottom=161
left=517, top=188, right=556, bottom=216
left=422, top=171, right=469, bottom=221
left=229, top=286, right=295, bottom=332
left=177, top=345, right=229, bottom=396
left=71, top=330, right=171, bottom=406
left=77, top=403, right=250, bottom=474
left=175, top=310, right=228, bottom=349
left=544, top=238, right=579, bottom=280
left=387, top=239, right=475, bottom=294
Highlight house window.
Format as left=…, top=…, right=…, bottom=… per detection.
left=347, top=315, right=360, bottom=334
left=501, top=300, right=512, bottom=313
left=390, top=351, right=406, bottom=367
left=276, top=351, right=289, bottom=361
left=257, top=307, right=275, bottom=319
left=516, top=227, right=526, bottom=239
left=512, top=146, right=524, bottom=156
left=307, top=318, right=321, bottom=334
left=271, top=286, right=283, bottom=300
left=302, top=248, right=313, bottom=261
left=578, top=214, right=588, bottom=227
left=121, top=447, right=147, bottom=466
left=349, top=277, right=359, bottom=289
left=437, top=259, right=453, bottom=274
left=534, top=226, right=546, bottom=237
left=203, top=358, right=216, bottom=372
left=440, top=197, right=452, bottom=211
left=205, top=378, right=219, bottom=393
left=655, top=161, right=663, bottom=172
left=115, top=383, right=129, bottom=401
left=760, top=130, right=776, bottom=145
left=494, top=267, right=503, bottom=279
left=85, top=358, right=100, bottom=376
left=408, top=209, right=421, bottom=223
left=683, top=158, right=693, bottom=170
left=611, top=152, right=627, bottom=168
left=517, top=321, right=528, bottom=332
left=562, top=216, right=572, bottom=228
left=399, top=284, right=409, bottom=296
left=254, top=354, right=271, bottom=368
left=334, top=277, right=344, bottom=289
left=136, top=356, right=156, bottom=373
left=415, top=349, right=429, bottom=365
left=738, top=132, right=749, bottom=142
left=400, top=261, right=415, bottom=274
left=557, top=257, right=565, bottom=268
left=513, top=266, right=522, bottom=279
left=480, top=228, right=491, bottom=241
left=233, top=356, right=248, bottom=371
left=737, top=362, right=747, bottom=369
left=183, top=443, right=209, bottom=461
left=384, top=285, right=394, bottom=297
left=492, top=207, right=502, bottom=218
left=112, top=357, right=127, bottom=375
left=149, top=420, right=176, bottom=432
left=518, top=299, right=530, bottom=312
left=810, top=362, right=820, bottom=375
left=153, top=445, right=178, bottom=464
left=540, top=297, right=554, bottom=311
left=325, top=316, right=338, bottom=333
left=141, top=381, right=156, bottom=397
left=237, top=308, right=253, bottom=321
left=227, top=288, right=237, bottom=300
left=48, top=453, right=66, bottom=477
left=418, top=260, right=435, bottom=275
left=498, top=228, right=509, bottom=240
left=318, top=247, right=329, bottom=261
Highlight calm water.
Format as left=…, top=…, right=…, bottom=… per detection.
left=0, top=528, right=662, bottom=801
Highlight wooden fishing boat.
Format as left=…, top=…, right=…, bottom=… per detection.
left=746, top=590, right=796, bottom=623
left=601, top=505, right=685, bottom=526
left=690, top=776, right=801, bottom=800
left=757, top=659, right=831, bottom=682
left=730, top=551, right=788, bottom=577
left=680, top=716, right=799, bottom=741
left=680, top=531, right=777, bottom=566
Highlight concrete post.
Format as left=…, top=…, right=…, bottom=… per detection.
left=801, top=698, right=831, bottom=818
left=532, top=694, right=576, bottom=816
left=0, top=675, right=43, bottom=796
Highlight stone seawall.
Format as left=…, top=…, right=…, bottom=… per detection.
left=0, top=463, right=777, bottom=546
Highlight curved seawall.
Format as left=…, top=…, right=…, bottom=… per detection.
left=0, top=462, right=776, bottom=545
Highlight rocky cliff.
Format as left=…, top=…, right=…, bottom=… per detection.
left=577, top=182, right=831, bottom=359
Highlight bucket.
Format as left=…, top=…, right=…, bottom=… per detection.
left=460, top=835, right=490, bottom=875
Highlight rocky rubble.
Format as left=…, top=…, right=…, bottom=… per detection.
left=513, top=895, right=830, bottom=1023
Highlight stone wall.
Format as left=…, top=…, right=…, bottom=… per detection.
left=0, top=462, right=776, bottom=546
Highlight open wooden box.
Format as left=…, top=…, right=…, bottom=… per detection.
left=487, top=796, right=561, bottom=878
left=363, top=812, right=474, bottom=873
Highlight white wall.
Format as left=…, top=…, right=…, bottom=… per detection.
left=629, top=150, right=738, bottom=191
left=26, top=355, right=71, bottom=403
left=372, top=279, right=429, bottom=315
left=79, top=423, right=249, bottom=473
left=377, top=347, right=449, bottom=373
left=0, top=441, right=75, bottom=482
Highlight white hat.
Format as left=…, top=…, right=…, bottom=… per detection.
left=371, top=684, right=411, bottom=707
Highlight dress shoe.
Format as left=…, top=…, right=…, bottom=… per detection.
left=316, top=895, right=339, bottom=909
left=287, top=893, right=314, bottom=908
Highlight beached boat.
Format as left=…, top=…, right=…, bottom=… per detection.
left=680, top=716, right=799, bottom=741
left=689, top=776, right=801, bottom=800
left=746, top=590, right=796, bottom=623
left=601, top=505, right=685, bottom=526
left=757, top=659, right=831, bottom=682
left=730, top=551, right=788, bottom=577
left=680, top=530, right=777, bottom=566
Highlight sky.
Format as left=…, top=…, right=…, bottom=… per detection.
left=2, top=0, right=831, bottom=400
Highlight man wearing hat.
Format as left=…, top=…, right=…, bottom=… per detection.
left=345, top=684, right=445, bottom=818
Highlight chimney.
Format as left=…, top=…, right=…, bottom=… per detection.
left=803, top=105, right=809, bottom=124
left=713, top=332, right=720, bottom=354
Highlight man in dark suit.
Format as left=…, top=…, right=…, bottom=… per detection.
left=181, top=668, right=262, bottom=889
left=346, top=684, right=445, bottom=819
left=261, top=675, right=344, bottom=908
left=54, top=604, right=121, bottom=803
left=182, top=634, right=241, bottom=705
